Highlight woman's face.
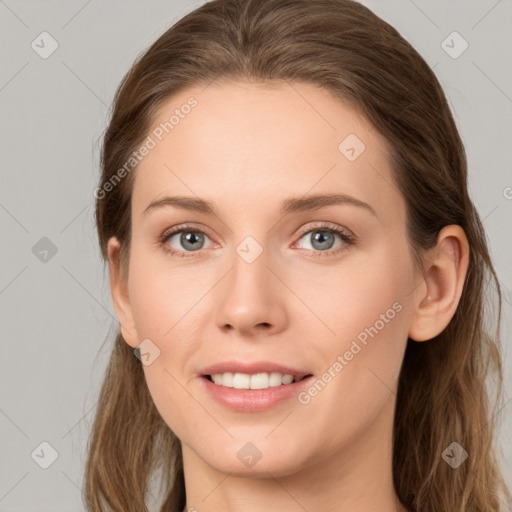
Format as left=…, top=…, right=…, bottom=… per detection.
left=111, top=80, right=423, bottom=477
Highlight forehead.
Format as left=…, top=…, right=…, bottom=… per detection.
left=131, top=80, right=404, bottom=225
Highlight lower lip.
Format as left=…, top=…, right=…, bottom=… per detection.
left=200, top=375, right=314, bottom=412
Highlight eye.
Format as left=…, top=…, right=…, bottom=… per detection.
left=293, top=223, right=355, bottom=258
left=158, top=222, right=355, bottom=259
left=159, top=224, right=215, bottom=258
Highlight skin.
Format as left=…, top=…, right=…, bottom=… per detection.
left=107, top=80, right=469, bottom=512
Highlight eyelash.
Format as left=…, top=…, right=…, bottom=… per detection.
left=158, top=222, right=355, bottom=259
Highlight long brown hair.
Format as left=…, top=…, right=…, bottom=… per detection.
left=86, top=1, right=511, bottom=510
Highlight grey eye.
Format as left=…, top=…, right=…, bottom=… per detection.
left=167, top=231, right=210, bottom=252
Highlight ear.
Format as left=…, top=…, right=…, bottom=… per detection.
left=107, top=236, right=138, bottom=348
left=408, top=225, right=470, bottom=342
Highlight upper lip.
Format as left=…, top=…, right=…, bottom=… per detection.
left=199, top=361, right=312, bottom=379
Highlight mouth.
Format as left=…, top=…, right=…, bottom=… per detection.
left=198, top=362, right=314, bottom=411
left=202, top=372, right=313, bottom=390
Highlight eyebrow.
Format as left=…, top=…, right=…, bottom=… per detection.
left=142, top=193, right=377, bottom=218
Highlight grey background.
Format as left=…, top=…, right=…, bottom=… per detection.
left=0, top=0, right=511, bottom=510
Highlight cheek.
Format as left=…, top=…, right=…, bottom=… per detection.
left=296, top=245, right=412, bottom=419
left=294, top=240, right=411, bottom=350
left=140, top=364, right=210, bottom=457
left=126, top=251, right=208, bottom=439
left=127, top=246, right=209, bottom=339
left=126, top=247, right=212, bottom=406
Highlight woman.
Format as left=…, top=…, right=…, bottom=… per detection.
left=86, top=0, right=511, bottom=510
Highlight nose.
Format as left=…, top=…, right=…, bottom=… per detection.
left=214, top=246, right=288, bottom=337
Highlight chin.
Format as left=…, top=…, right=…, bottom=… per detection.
left=193, top=439, right=311, bottom=478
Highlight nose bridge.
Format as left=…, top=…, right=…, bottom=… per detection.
left=214, top=232, right=285, bottom=334
left=225, top=220, right=271, bottom=280
left=229, top=234, right=272, bottom=303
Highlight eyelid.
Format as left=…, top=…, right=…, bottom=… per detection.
left=159, top=222, right=215, bottom=241
left=293, top=221, right=353, bottom=240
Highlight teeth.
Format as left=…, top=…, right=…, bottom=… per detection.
left=233, top=373, right=250, bottom=389
left=221, top=372, right=233, bottom=387
left=269, top=372, right=283, bottom=387
left=282, top=374, right=294, bottom=385
left=210, top=372, right=300, bottom=389
left=249, top=373, right=268, bottom=389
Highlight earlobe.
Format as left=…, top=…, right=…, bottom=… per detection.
left=107, top=237, right=138, bottom=347
left=408, top=225, right=470, bottom=342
